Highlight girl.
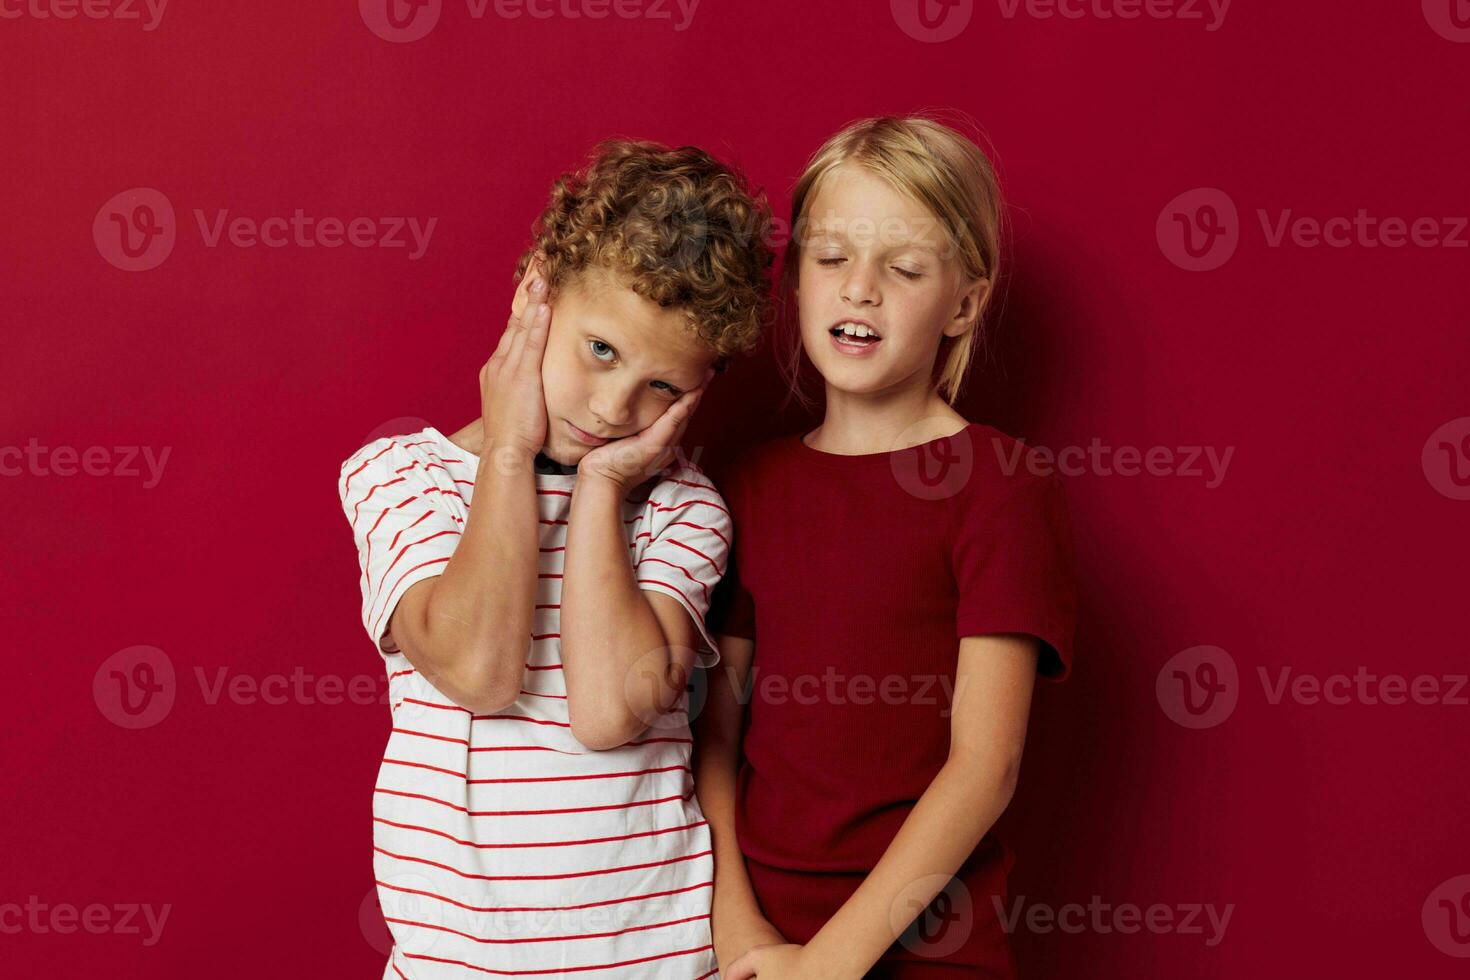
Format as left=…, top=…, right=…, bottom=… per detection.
left=694, top=116, right=1078, bottom=979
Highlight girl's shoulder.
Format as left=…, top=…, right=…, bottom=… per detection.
left=946, top=423, right=1072, bottom=535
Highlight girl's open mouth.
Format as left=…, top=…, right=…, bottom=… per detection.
left=830, top=321, right=883, bottom=356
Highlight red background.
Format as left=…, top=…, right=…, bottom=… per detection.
left=3, top=0, right=1468, bottom=976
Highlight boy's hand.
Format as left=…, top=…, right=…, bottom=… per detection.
left=575, top=375, right=711, bottom=494
left=479, top=272, right=551, bottom=462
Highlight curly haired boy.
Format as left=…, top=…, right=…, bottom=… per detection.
left=338, top=139, right=773, bottom=978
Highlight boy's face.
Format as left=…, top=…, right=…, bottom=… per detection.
left=521, top=266, right=716, bottom=467
left=795, top=164, right=981, bottom=398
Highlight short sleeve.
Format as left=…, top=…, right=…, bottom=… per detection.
left=953, top=473, right=1078, bottom=681
left=634, top=468, right=733, bottom=670
left=706, top=536, right=755, bottom=642
left=337, top=432, right=469, bottom=658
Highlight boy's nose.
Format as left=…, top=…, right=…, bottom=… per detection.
left=588, top=389, right=635, bottom=429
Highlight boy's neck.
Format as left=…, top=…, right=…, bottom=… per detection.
left=534, top=451, right=579, bottom=477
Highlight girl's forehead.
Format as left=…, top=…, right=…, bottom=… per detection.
left=803, top=165, right=948, bottom=249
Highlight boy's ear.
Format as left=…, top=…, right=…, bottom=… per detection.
left=511, top=253, right=548, bottom=319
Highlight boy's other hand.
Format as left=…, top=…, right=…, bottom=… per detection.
left=479, top=268, right=552, bottom=463
left=576, top=374, right=710, bottom=494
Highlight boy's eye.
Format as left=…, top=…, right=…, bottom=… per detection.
left=815, top=257, right=844, bottom=267
left=893, top=266, right=923, bottom=280
left=588, top=339, right=680, bottom=397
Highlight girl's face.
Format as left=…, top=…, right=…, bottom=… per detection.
left=795, top=164, right=982, bottom=399
left=531, top=267, right=715, bottom=467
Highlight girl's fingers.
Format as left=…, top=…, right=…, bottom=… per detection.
left=724, top=952, right=756, bottom=980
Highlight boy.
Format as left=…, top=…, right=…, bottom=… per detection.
left=337, top=140, right=771, bottom=978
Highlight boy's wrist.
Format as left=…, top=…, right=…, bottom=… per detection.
left=572, top=469, right=630, bottom=500
left=478, top=442, right=539, bottom=477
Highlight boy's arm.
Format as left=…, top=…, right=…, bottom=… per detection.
left=691, top=633, right=788, bottom=968
left=558, top=472, right=695, bottom=750
left=387, top=450, right=540, bottom=715
left=731, top=634, right=1040, bottom=979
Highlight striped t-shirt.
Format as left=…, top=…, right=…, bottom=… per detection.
left=337, top=426, right=728, bottom=979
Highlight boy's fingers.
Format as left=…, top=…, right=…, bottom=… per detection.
left=523, top=301, right=552, bottom=353
left=504, top=310, right=532, bottom=371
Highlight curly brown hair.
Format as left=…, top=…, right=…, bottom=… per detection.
left=514, top=139, right=774, bottom=361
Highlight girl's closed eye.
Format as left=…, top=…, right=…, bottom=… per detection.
left=586, top=339, right=683, bottom=398
left=815, top=255, right=924, bottom=280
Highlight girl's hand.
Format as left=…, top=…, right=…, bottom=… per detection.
left=715, top=912, right=788, bottom=975
left=479, top=270, right=552, bottom=462
left=575, top=374, right=711, bottom=494
left=723, top=943, right=825, bottom=980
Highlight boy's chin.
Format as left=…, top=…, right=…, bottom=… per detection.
left=540, top=434, right=589, bottom=468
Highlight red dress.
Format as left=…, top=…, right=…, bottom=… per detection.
left=708, top=424, right=1078, bottom=978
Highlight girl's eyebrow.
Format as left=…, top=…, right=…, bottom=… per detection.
left=806, top=222, right=940, bottom=252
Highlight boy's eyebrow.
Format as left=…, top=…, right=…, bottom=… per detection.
left=581, top=325, right=703, bottom=389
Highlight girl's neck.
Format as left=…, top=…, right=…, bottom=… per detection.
left=806, top=385, right=969, bottom=456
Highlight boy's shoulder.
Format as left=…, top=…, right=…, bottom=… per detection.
left=647, top=457, right=723, bottom=499
left=338, top=426, right=467, bottom=497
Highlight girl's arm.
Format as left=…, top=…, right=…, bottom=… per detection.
left=728, top=633, right=1040, bottom=980
left=691, top=634, right=788, bottom=968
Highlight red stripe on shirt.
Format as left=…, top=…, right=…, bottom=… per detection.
left=401, top=943, right=714, bottom=976
left=372, top=816, right=708, bottom=850
left=383, top=911, right=709, bottom=946
left=377, top=878, right=712, bottom=915
left=375, top=845, right=711, bottom=882
left=373, top=787, right=695, bottom=817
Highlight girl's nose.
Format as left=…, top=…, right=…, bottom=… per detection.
left=841, top=263, right=881, bottom=306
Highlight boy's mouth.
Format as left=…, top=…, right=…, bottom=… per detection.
left=566, top=420, right=611, bottom=447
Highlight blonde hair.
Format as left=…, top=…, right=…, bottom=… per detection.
left=779, top=114, right=1005, bottom=407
